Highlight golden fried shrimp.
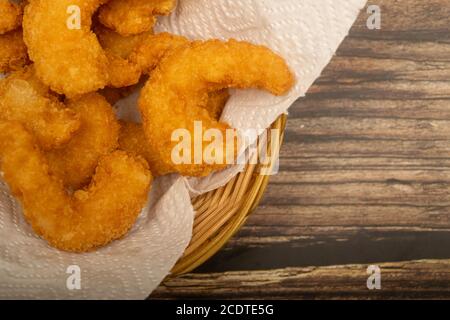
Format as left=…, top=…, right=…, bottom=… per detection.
left=23, top=0, right=110, bottom=97
left=207, top=90, right=230, bottom=120
left=129, top=32, right=189, bottom=75
left=95, top=23, right=152, bottom=59
left=94, top=24, right=148, bottom=88
left=0, top=121, right=152, bottom=252
left=0, top=66, right=80, bottom=150
left=0, top=0, right=22, bottom=34
left=98, top=29, right=189, bottom=89
left=119, top=91, right=229, bottom=177
left=139, top=39, right=295, bottom=177
left=119, top=121, right=173, bottom=177
left=46, top=93, right=120, bottom=190
left=102, top=31, right=189, bottom=87
left=106, top=51, right=141, bottom=88
left=0, top=29, right=28, bottom=73
left=98, top=0, right=176, bottom=36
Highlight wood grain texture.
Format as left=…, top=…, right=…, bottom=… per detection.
left=152, top=0, right=450, bottom=299
left=153, top=260, right=450, bottom=300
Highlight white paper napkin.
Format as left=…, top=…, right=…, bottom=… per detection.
left=0, top=0, right=366, bottom=299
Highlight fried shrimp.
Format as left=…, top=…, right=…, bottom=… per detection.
left=129, top=32, right=189, bottom=75
left=0, top=0, right=23, bottom=34
left=120, top=90, right=229, bottom=177
left=106, top=51, right=142, bottom=88
left=207, top=90, right=230, bottom=120
left=0, top=66, right=80, bottom=150
left=0, top=121, right=152, bottom=252
left=94, top=24, right=147, bottom=88
left=97, top=28, right=191, bottom=90
left=103, top=31, right=188, bottom=87
left=0, top=29, right=28, bottom=73
left=119, top=121, right=173, bottom=177
left=98, top=0, right=176, bottom=36
left=46, top=93, right=120, bottom=190
left=139, top=40, right=295, bottom=176
left=95, top=23, right=152, bottom=59
left=23, top=0, right=110, bottom=97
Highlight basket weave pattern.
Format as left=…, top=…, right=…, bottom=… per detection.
left=172, top=115, right=287, bottom=275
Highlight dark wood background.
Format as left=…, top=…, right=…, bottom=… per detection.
left=151, top=0, right=450, bottom=299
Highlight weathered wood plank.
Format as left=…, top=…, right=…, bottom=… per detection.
left=320, top=57, right=450, bottom=82
left=283, top=140, right=450, bottom=160
left=308, top=81, right=450, bottom=100
left=288, top=117, right=450, bottom=140
left=337, top=39, right=450, bottom=63
left=291, top=98, right=450, bottom=120
left=152, top=260, right=450, bottom=299
left=351, top=0, right=450, bottom=42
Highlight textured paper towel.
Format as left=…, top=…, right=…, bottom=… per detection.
left=0, top=0, right=366, bottom=299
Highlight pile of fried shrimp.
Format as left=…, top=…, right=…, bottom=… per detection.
left=0, top=0, right=295, bottom=252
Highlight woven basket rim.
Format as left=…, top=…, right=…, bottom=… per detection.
left=171, top=114, right=287, bottom=276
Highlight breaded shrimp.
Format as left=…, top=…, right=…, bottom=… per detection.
left=95, top=23, right=152, bottom=59
left=119, top=90, right=229, bottom=177
left=119, top=121, right=173, bottom=177
left=0, top=0, right=23, bottom=34
left=139, top=39, right=295, bottom=176
left=206, top=89, right=230, bottom=120
left=46, top=93, right=120, bottom=190
left=0, top=121, right=152, bottom=252
left=98, top=32, right=191, bottom=103
left=23, top=0, right=110, bottom=96
left=0, top=66, right=81, bottom=150
left=0, top=29, right=28, bottom=73
left=128, top=32, right=189, bottom=75
left=102, top=31, right=189, bottom=87
left=105, top=51, right=142, bottom=88
left=1, top=64, right=48, bottom=95
left=94, top=24, right=151, bottom=87
left=98, top=0, right=176, bottom=36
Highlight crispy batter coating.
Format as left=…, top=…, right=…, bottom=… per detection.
left=119, top=90, right=229, bottom=177
left=98, top=29, right=191, bottom=89
left=102, top=31, right=189, bottom=87
left=129, top=32, right=189, bottom=75
left=0, top=121, right=152, bottom=252
left=0, top=66, right=81, bottom=150
left=46, top=93, right=120, bottom=190
left=139, top=39, right=295, bottom=176
left=207, top=90, right=230, bottom=120
left=98, top=0, right=176, bottom=36
left=106, top=51, right=141, bottom=88
left=119, top=121, right=173, bottom=177
left=0, top=29, right=29, bottom=73
left=98, top=32, right=191, bottom=101
left=23, top=0, right=110, bottom=97
left=95, top=23, right=152, bottom=59
left=95, top=24, right=148, bottom=88
left=0, top=0, right=23, bottom=34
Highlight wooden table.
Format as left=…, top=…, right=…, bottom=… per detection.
left=151, top=0, right=450, bottom=299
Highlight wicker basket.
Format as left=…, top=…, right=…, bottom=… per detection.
left=171, top=115, right=287, bottom=275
